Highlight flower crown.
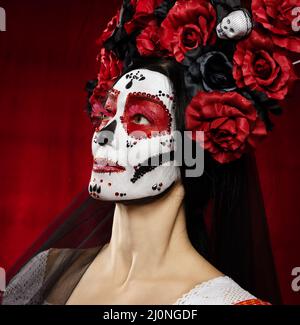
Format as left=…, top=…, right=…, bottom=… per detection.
left=88, top=0, right=299, bottom=164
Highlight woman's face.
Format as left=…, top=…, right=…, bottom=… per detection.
left=89, top=69, right=181, bottom=201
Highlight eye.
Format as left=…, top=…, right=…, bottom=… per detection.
left=132, top=114, right=151, bottom=125
left=93, top=114, right=111, bottom=131
left=102, top=115, right=111, bottom=122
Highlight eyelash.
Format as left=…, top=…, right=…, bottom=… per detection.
left=92, top=113, right=111, bottom=130
left=132, top=114, right=151, bottom=124
left=104, top=105, right=115, bottom=117
left=127, top=105, right=154, bottom=124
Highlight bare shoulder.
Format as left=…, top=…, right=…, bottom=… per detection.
left=178, top=248, right=224, bottom=285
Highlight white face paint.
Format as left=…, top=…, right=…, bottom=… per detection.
left=88, top=69, right=181, bottom=201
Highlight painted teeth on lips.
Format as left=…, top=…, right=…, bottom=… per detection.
left=93, top=157, right=126, bottom=173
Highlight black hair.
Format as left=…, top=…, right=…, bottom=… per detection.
left=119, top=58, right=281, bottom=302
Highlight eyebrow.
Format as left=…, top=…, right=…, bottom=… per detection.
left=104, top=88, right=120, bottom=106
left=107, top=88, right=120, bottom=97
left=104, top=88, right=120, bottom=103
left=126, top=92, right=168, bottom=109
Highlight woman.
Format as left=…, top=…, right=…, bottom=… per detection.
left=3, top=0, right=294, bottom=305
left=2, top=59, right=276, bottom=305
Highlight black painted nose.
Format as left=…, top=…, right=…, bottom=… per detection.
left=96, top=120, right=117, bottom=146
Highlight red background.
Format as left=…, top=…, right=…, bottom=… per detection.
left=0, top=0, right=299, bottom=304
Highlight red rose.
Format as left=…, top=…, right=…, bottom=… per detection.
left=160, top=0, right=217, bottom=62
left=185, top=91, right=267, bottom=164
left=252, top=0, right=300, bottom=53
left=233, top=30, right=296, bottom=100
left=97, top=11, right=120, bottom=48
left=136, top=20, right=169, bottom=57
left=97, top=48, right=123, bottom=96
left=90, top=48, right=123, bottom=117
left=124, top=0, right=164, bottom=34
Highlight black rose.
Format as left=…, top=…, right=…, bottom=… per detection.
left=183, top=49, right=236, bottom=99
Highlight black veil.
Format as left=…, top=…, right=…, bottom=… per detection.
left=6, top=152, right=281, bottom=304
left=4, top=0, right=282, bottom=304
left=208, top=153, right=281, bottom=303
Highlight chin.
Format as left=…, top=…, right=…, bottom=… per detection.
left=88, top=166, right=180, bottom=202
left=88, top=185, right=164, bottom=202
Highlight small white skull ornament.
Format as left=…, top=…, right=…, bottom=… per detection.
left=216, top=9, right=253, bottom=40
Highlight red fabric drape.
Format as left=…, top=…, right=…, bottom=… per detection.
left=0, top=0, right=299, bottom=304
left=0, top=0, right=122, bottom=275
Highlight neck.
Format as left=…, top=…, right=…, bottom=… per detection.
left=105, top=182, right=195, bottom=284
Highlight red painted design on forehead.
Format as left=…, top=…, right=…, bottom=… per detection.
left=120, top=92, right=172, bottom=139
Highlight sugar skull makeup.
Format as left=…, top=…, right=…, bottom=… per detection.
left=88, top=69, right=181, bottom=201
